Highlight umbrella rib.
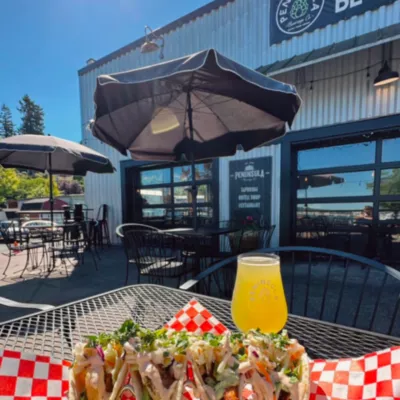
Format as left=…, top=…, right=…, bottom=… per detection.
left=191, top=91, right=231, bottom=133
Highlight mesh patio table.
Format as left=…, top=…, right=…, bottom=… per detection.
left=0, top=284, right=399, bottom=362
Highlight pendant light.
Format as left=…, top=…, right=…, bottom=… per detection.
left=140, top=26, right=165, bottom=59
left=374, top=60, right=399, bottom=87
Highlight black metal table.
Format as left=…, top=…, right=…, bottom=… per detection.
left=0, top=284, right=399, bottom=362
left=163, top=227, right=240, bottom=237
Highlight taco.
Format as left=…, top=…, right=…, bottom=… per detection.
left=69, top=321, right=310, bottom=400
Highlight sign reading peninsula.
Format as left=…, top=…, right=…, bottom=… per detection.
left=229, top=157, right=272, bottom=225
left=270, top=0, right=395, bottom=44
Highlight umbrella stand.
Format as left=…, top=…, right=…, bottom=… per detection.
left=187, top=92, right=198, bottom=230
left=48, top=153, right=55, bottom=269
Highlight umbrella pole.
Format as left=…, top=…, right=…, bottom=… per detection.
left=187, top=92, right=197, bottom=230
left=49, top=153, right=55, bottom=269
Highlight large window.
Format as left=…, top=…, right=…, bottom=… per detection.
left=294, top=132, right=400, bottom=258
left=136, top=162, right=214, bottom=227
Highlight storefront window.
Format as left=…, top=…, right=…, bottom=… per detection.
left=382, top=138, right=400, bottom=163
left=137, top=162, right=214, bottom=227
left=140, top=168, right=170, bottom=185
left=297, top=171, right=374, bottom=199
left=379, top=202, right=400, bottom=220
left=297, top=203, right=373, bottom=224
left=298, top=142, right=375, bottom=171
left=139, top=188, right=171, bottom=205
left=380, top=169, right=400, bottom=195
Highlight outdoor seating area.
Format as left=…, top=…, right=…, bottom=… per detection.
left=1, top=2, right=400, bottom=397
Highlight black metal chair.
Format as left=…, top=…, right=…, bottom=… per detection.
left=122, top=230, right=193, bottom=286
left=180, top=246, right=400, bottom=336
left=1, top=227, right=46, bottom=278
left=239, top=226, right=276, bottom=253
left=48, top=222, right=99, bottom=273
left=94, top=204, right=111, bottom=248
left=115, top=223, right=159, bottom=239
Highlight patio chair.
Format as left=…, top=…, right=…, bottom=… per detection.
left=180, top=246, right=400, bottom=336
left=115, top=223, right=159, bottom=239
left=48, top=222, right=98, bottom=273
left=239, top=226, right=276, bottom=253
left=122, top=229, right=193, bottom=286
left=95, top=204, right=111, bottom=248
left=1, top=227, right=46, bottom=278
left=0, top=296, right=54, bottom=311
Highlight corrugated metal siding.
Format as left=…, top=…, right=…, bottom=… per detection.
left=274, top=41, right=400, bottom=131
left=218, top=145, right=281, bottom=247
left=79, top=0, right=400, bottom=243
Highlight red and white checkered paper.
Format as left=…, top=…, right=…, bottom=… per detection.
left=0, top=349, right=71, bottom=400
left=1, top=299, right=399, bottom=399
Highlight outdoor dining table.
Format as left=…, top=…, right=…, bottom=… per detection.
left=0, top=284, right=399, bottom=362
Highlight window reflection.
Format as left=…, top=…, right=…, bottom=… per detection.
left=173, top=163, right=213, bottom=182
left=174, top=185, right=212, bottom=204
left=174, top=207, right=213, bottom=226
left=379, top=202, right=400, bottom=221
left=382, top=138, right=400, bottom=163
left=196, top=163, right=213, bottom=180
left=173, top=166, right=192, bottom=183
left=297, top=203, right=373, bottom=225
left=380, top=169, right=400, bottom=195
left=142, top=208, right=172, bottom=224
left=139, top=188, right=171, bottom=205
left=140, top=169, right=170, bottom=186
left=298, top=142, right=375, bottom=171
left=297, top=171, right=374, bottom=199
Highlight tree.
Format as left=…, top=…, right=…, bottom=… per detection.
left=0, top=167, right=20, bottom=205
left=17, top=95, right=45, bottom=135
left=17, top=173, right=60, bottom=199
left=0, top=104, right=15, bottom=138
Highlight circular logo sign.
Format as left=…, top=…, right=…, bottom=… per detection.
left=276, top=0, right=325, bottom=35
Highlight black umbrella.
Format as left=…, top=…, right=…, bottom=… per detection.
left=0, top=134, right=114, bottom=235
left=91, top=49, right=301, bottom=228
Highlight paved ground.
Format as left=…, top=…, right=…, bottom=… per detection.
left=0, top=243, right=145, bottom=323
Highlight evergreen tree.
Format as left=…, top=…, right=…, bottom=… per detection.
left=0, top=104, right=15, bottom=138
left=17, top=94, right=45, bottom=135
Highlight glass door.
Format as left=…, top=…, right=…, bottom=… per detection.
left=294, top=132, right=400, bottom=263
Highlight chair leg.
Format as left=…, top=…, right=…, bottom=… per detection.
left=20, top=250, right=30, bottom=278
left=3, top=250, right=12, bottom=275
left=125, top=260, right=130, bottom=285
left=104, top=221, right=111, bottom=247
left=90, top=249, right=98, bottom=271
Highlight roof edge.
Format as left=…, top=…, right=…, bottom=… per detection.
left=78, top=0, right=234, bottom=76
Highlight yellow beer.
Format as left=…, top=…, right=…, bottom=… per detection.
left=231, top=254, right=288, bottom=333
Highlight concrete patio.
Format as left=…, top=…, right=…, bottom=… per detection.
left=0, top=244, right=140, bottom=323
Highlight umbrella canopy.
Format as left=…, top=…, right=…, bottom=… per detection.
left=298, top=174, right=345, bottom=190
left=91, top=49, right=301, bottom=161
left=0, top=134, right=114, bottom=175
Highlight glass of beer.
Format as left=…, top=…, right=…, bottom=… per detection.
left=231, top=254, right=288, bottom=333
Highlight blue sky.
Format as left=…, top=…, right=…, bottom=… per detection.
left=0, top=0, right=210, bottom=143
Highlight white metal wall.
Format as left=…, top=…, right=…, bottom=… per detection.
left=275, top=41, right=400, bottom=131
left=219, top=145, right=281, bottom=247
left=79, top=0, right=400, bottom=243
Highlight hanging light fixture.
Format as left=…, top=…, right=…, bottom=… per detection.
left=374, top=60, right=399, bottom=87
left=141, top=26, right=165, bottom=59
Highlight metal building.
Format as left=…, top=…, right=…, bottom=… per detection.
left=79, top=0, right=400, bottom=262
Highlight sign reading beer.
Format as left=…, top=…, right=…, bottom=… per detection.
left=270, top=0, right=395, bottom=45
left=229, top=157, right=272, bottom=225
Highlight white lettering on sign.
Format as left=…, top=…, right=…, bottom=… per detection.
left=336, top=0, right=363, bottom=13
left=235, top=169, right=265, bottom=180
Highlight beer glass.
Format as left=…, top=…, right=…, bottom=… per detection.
left=231, top=254, right=288, bottom=333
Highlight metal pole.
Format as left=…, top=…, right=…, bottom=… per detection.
left=49, top=153, right=55, bottom=268
left=187, top=92, right=197, bottom=230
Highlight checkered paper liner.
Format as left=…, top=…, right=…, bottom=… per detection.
left=0, top=349, right=71, bottom=400
left=1, top=299, right=399, bottom=399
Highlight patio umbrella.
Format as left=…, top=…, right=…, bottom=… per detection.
left=91, top=48, right=301, bottom=227
left=0, top=134, right=115, bottom=229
